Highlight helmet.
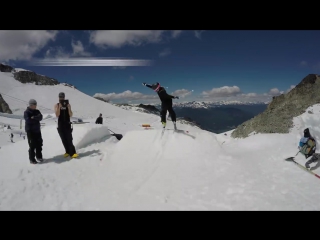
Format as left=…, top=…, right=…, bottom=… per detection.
left=151, top=82, right=160, bottom=92
left=304, top=128, right=310, bottom=138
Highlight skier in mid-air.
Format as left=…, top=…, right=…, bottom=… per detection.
left=142, top=82, right=179, bottom=129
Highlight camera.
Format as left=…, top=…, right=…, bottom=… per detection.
left=59, top=99, right=69, bottom=106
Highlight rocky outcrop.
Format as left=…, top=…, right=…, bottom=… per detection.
left=0, top=64, right=13, bottom=72
left=94, top=97, right=109, bottom=102
left=176, top=116, right=202, bottom=129
left=231, top=74, right=320, bottom=138
left=0, top=94, right=12, bottom=114
left=138, top=104, right=160, bottom=114
left=13, top=71, right=59, bottom=85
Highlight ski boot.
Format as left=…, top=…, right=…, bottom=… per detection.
left=305, top=153, right=318, bottom=169
left=162, top=122, right=166, bottom=128
left=173, top=121, right=177, bottom=130
left=71, top=153, right=79, bottom=158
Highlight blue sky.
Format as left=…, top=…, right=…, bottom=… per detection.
left=1, top=30, right=319, bottom=104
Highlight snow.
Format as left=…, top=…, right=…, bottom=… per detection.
left=13, top=68, right=31, bottom=72
left=1, top=70, right=320, bottom=210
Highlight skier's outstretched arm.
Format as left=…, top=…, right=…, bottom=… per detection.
left=142, top=83, right=153, bottom=89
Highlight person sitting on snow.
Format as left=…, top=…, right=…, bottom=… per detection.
left=95, top=113, right=103, bottom=124
left=298, top=128, right=318, bottom=169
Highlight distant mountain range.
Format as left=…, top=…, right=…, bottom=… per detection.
left=105, top=99, right=269, bottom=133
left=114, top=100, right=270, bottom=109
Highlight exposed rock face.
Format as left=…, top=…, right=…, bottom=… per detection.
left=231, top=74, right=320, bottom=138
left=138, top=104, right=160, bottom=115
left=0, top=64, right=13, bottom=72
left=94, top=97, right=109, bottom=103
left=0, top=94, right=12, bottom=114
left=13, top=71, right=59, bottom=85
left=176, top=116, right=202, bottom=129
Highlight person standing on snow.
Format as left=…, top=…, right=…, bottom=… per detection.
left=142, top=82, right=179, bottom=129
left=54, top=92, right=78, bottom=159
left=24, top=99, right=44, bottom=164
left=10, top=133, right=13, bottom=143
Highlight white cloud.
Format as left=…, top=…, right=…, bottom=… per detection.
left=89, top=30, right=166, bottom=48
left=194, top=30, right=205, bottom=39
left=159, top=48, right=171, bottom=57
left=0, top=30, right=58, bottom=62
left=171, top=30, right=182, bottom=38
left=44, top=40, right=91, bottom=59
left=93, top=90, right=158, bottom=102
left=201, top=86, right=241, bottom=98
left=89, top=30, right=183, bottom=49
left=300, top=60, right=308, bottom=66
left=268, top=88, right=284, bottom=96
left=240, top=93, right=258, bottom=97
left=171, top=89, right=193, bottom=98
left=45, top=46, right=70, bottom=59
left=71, top=40, right=91, bottom=56
left=286, top=85, right=295, bottom=93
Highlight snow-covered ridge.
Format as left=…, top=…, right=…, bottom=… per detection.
left=12, top=68, right=31, bottom=72
left=172, top=100, right=269, bottom=109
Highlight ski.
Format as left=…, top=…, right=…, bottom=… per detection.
left=284, top=157, right=320, bottom=179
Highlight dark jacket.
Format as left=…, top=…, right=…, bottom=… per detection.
left=24, top=107, right=43, bottom=132
left=95, top=116, right=103, bottom=124
left=57, top=103, right=71, bottom=128
left=146, top=84, right=175, bottom=103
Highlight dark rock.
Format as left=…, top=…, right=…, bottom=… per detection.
left=0, top=94, right=12, bottom=114
left=138, top=104, right=160, bottom=114
left=0, top=64, right=13, bottom=72
left=231, top=74, right=320, bottom=138
left=94, top=97, right=109, bottom=102
left=13, top=70, right=59, bottom=85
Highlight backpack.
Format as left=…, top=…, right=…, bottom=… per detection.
left=299, top=137, right=316, bottom=158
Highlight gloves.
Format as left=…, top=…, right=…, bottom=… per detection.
left=175, top=96, right=179, bottom=99
left=142, top=82, right=146, bottom=86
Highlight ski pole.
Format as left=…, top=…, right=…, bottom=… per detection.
left=108, top=128, right=116, bottom=134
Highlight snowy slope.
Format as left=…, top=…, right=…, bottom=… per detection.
left=1, top=70, right=320, bottom=210
left=0, top=71, right=158, bottom=120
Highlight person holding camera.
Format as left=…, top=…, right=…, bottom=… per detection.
left=24, top=99, right=43, bottom=164
left=54, top=92, right=78, bottom=158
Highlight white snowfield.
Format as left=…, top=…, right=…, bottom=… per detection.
left=1, top=70, right=320, bottom=210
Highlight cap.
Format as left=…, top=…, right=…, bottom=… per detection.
left=29, top=99, right=37, bottom=106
